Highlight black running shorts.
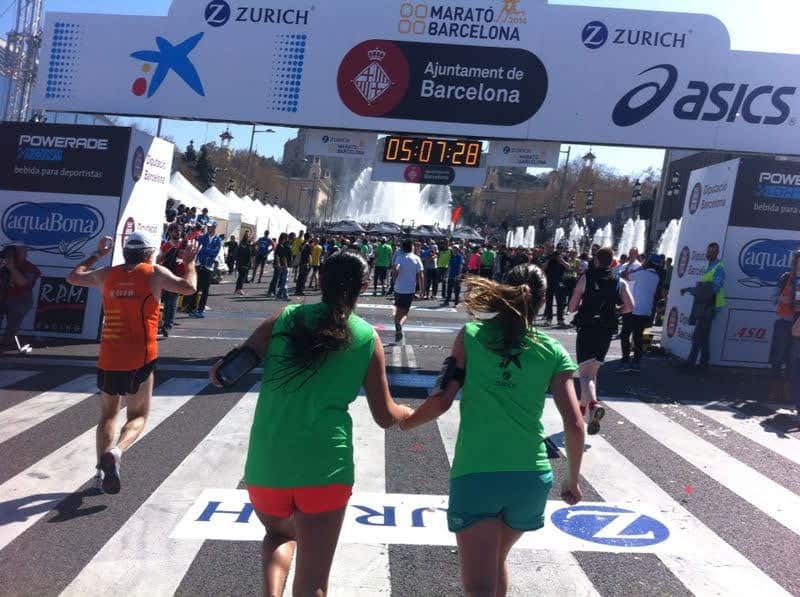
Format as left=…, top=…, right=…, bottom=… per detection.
left=395, top=293, right=415, bottom=311
left=97, top=360, right=157, bottom=396
left=576, top=328, right=613, bottom=364
left=375, top=266, right=389, bottom=281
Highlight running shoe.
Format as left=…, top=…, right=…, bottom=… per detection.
left=587, top=402, right=606, bottom=436
left=395, top=323, right=403, bottom=342
left=160, top=327, right=169, bottom=338
left=93, top=468, right=104, bottom=494
left=195, top=311, right=205, bottom=319
left=99, top=451, right=121, bottom=495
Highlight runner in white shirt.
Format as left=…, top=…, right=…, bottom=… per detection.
left=619, top=254, right=663, bottom=372
left=392, top=239, right=424, bottom=342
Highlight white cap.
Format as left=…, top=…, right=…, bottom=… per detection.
left=124, top=231, right=156, bottom=250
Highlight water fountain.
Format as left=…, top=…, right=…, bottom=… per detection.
left=506, top=230, right=514, bottom=247
left=524, top=226, right=536, bottom=248
left=656, top=219, right=682, bottom=261
left=601, top=223, right=614, bottom=249
left=567, top=221, right=585, bottom=250
left=553, top=227, right=565, bottom=248
left=633, top=219, right=647, bottom=257
left=334, top=167, right=453, bottom=226
left=617, top=218, right=635, bottom=258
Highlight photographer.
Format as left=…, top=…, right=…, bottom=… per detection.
left=0, top=245, right=41, bottom=347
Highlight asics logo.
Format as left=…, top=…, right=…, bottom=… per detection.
left=613, top=64, right=678, bottom=127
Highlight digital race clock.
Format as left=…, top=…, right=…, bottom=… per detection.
left=382, top=136, right=483, bottom=169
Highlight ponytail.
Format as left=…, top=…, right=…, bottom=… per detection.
left=272, top=252, right=367, bottom=387
left=464, top=264, right=546, bottom=352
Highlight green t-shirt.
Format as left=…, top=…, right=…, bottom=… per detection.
left=375, top=243, right=393, bottom=267
left=451, top=320, right=577, bottom=479
left=481, top=250, right=496, bottom=267
left=245, top=303, right=375, bottom=488
left=437, top=249, right=452, bottom=268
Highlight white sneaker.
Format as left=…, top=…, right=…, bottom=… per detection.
left=93, top=469, right=104, bottom=493
left=587, top=402, right=606, bottom=436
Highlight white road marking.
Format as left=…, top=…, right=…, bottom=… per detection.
left=688, top=401, right=800, bottom=466
left=404, top=345, right=417, bottom=369
left=607, top=396, right=800, bottom=538
left=60, top=385, right=260, bottom=597
left=543, top=399, right=790, bottom=596
left=358, top=303, right=457, bottom=314
left=0, top=370, right=37, bottom=388
left=0, top=375, right=97, bottom=445
left=0, top=378, right=208, bottom=552
left=437, top=405, right=601, bottom=596
left=390, top=345, right=402, bottom=368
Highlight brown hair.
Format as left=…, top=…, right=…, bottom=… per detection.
left=464, top=264, right=547, bottom=353
left=595, top=247, right=614, bottom=269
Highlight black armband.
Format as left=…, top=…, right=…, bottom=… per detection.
left=437, top=356, right=466, bottom=391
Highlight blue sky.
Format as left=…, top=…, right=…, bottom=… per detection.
left=3, top=0, right=799, bottom=176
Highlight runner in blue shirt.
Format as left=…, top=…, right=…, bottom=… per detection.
left=251, top=231, right=274, bottom=284
left=188, top=222, right=222, bottom=318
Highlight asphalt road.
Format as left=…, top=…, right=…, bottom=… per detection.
left=1, top=275, right=799, bottom=596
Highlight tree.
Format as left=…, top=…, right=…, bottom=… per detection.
left=184, top=140, right=197, bottom=164
left=196, top=144, right=214, bottom=188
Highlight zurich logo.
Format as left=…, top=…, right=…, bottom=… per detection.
left=738, top=239, right=799, bottom=288
left=321, top=135, right=330, bottom=143
left=503, top=146, right=512, bottom=154
left=613, top=64, right=678, bottom=127
left=2, top=202, right=104, bottom=260
left=552, top=505, right=669, bottom=547
left=131, top=33, right=206, bottom=98
left=582, top=21, right=608, bottom=49
left=204, top=0, right=231, bottom=27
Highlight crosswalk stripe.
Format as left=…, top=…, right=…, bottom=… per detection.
left=688, top=401, right=800, bottom=467
left=60, top=384, right=260, bottom=597
left=437, top=404, right=602, bottom=596
left=389, top=345, right=402, bottom=368
left=607, top=396, right=800, bottom=538
left=0, top=375, right=97, bottom=445
left=541, top=400, right=790, bottom=596
left=0, top=377, right=208, bottom=552
left=404, top=344, right=417, bottom=369
left=0, top=370, right=37, bottom=388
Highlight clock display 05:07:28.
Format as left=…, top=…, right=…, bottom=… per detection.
left=382, top=136, right=483, bottom=168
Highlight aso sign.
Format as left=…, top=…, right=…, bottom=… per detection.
left=34, top=0, right=800, bottom=155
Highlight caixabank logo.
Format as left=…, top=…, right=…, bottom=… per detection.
left=337, top=39, right=547, bottom=126
left=738, top=239, right=799, bottom=289
left=130, top=33, right=206, bottom=98
left=613, top=64, right=797, bottom=128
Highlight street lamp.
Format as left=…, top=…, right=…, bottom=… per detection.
left=554, top=145, right=572, bottom=229
left=581, top=149, right=597, bottom=170
left=244, top=126, right=276, bottom=196
left=631, top=179, right=643, bottom=218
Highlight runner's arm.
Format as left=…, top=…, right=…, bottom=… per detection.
left=551, top=370, right=584, bottom=504
left=67, top=236, right=113, bottom=288
left=209, top=310, right=281, bottom=387
left=400, top=329, right=465, bottom=431
left=364, top=330, right=414, bottom=429
left=568, top=274, right=586, bottom=313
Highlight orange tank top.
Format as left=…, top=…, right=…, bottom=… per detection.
left=98, top=263, right=159, bottom=371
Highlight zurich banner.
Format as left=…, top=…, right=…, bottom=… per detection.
left=32, top=0, right=800, bottom=156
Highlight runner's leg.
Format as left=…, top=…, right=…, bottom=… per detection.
left=578, top=360, right=601, bottom=410
left=456, top=517, right=503, bottom=596
left=116, top=373, right=153, bottom=452
left=292, top=506, right=347, bottom=597
left=97, top=393, right=122, bottom=463
left=255, top=511, right=297, bottom=597
left=497, top=523, right=524, bottom=597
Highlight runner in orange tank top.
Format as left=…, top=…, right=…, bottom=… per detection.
left=68, top=232, right=199, bottom=494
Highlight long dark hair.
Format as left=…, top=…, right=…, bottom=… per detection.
left=464, top=264, right=547, bottom=353
left=274, top=251, right=368, bottom=386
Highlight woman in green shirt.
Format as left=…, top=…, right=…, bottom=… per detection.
left=401, top=265, right=586, bottom=597
left=211, top=252, right=412, bottom=597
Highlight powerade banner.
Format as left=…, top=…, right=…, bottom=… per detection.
left=729, top=158, right=800, bottom=231
left=33, top=1, right=800, bottom=156
left=0, top=123, right=131, bottom=197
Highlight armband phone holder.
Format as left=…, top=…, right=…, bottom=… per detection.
left=216, top=346, right=261, bottom=388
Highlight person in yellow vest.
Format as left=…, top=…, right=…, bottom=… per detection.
left=680, top=242, right=725, bottom=370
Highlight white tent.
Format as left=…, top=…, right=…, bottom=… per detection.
left=170, top=172, right=226, bottom=220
